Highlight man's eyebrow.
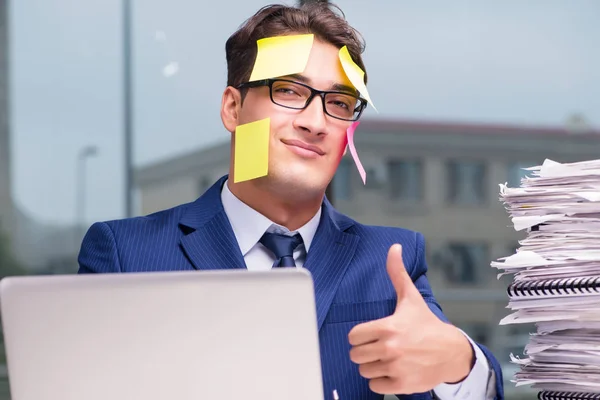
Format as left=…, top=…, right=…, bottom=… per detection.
left=285, top=73, right=310, bottom=84
left=284, top=74, right=359, bottom=96
left=331, top=83, right=358, bottom=96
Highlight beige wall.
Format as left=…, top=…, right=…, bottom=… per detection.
left=140, top=176, right=201, bottom=216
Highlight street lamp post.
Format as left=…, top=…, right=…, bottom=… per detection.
left=76, top=146, right=98, bottom=240
left=122, top=0, right=134, bottom=218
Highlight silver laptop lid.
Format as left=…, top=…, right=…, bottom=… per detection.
left=0, top=269, right=324, bottom=400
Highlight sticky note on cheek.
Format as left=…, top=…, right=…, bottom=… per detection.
left=339, top=46, right=376, bottom=112
left=233, top=118, right=270, bottom=183
left=249, top=34, right=314, bottom=82
left=347, top=121, right=366, bottom=185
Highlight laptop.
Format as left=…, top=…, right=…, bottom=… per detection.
left=0, top=269, right=325, bottom=400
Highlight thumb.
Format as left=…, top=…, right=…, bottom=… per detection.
left=387, top=244, right=418, bottom=304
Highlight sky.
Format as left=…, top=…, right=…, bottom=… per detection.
left=8, top=0, right=600, bottom=226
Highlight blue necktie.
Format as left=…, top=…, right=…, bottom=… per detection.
left=259, top=232, right=303, bottom=268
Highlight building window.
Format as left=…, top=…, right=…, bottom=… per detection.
left=506, top=241, right=519, bottom=256
left=460, top=323, right=490, bottom=347
left=432, top=242, right=489, bottom=284
left=500, top=324, right=536, bottom=362
left=333, top=157, right=352, bottom=201
left=388, top=159, right=423, bottom=202
left=507, top=161, right=535, bottom=188
left=446, top=160, right=487, bottom=205
left=363, top=162, right=387, bottom=190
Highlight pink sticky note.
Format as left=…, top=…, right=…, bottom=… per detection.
left=346, top=121, right=366, bottom=185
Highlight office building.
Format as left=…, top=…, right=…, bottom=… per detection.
left=135, top=118, right=600, bottom=395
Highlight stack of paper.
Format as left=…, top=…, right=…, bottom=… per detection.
left=492, top=159, right=600, bottom=396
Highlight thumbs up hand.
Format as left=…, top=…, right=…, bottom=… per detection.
left=348, top=244, right=475, bottom=395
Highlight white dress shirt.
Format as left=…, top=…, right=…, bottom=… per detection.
left=221, top=181, right=496, bottom=399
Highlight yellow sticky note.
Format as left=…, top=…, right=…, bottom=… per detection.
left=339, top=46, right=377, bottom=112
left=233, top=118, right=270, bottom=183
left=249, top=34, right=314, bottom=82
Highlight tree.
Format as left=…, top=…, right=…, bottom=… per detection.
left=0, top=230, right=26, bottom=278
left=0, top=230, right=26, bottom=366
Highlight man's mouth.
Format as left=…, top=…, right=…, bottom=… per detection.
left=281, top=139, right=325, bottom=157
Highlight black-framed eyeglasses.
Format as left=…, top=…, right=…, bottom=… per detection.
left=237, top=79, right=367, bottom=122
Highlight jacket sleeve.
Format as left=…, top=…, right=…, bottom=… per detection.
left=411, top=232, right=505, bottom=400
left=77, top=222, right=122, bottom=273
left=410, top=231, right=448, bottom=323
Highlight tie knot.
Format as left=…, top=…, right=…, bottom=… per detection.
left=259, top=232, right=303, bottom=267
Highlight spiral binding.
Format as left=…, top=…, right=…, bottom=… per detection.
left=538, top=391, right=600, bottom=400
left=508, top=276, right=600, bottom=298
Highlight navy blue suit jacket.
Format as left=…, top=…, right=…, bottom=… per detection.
left=78, top=176, right=504, bottom=400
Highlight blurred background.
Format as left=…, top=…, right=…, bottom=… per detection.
left=0, top=0, right=599, bottom=398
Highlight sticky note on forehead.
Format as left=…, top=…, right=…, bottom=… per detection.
left=249, top=34, right=314, bottom=82
left=339, top=46, right=376, bottom=112
left=233, top=118, right=270, bottom=183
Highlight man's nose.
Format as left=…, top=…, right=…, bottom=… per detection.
left=293, top=95, right=327, bottom=135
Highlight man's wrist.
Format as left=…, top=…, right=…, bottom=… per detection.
left=442, top=327, right=475, bottom=384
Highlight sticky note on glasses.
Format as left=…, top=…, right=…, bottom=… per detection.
left=339, top=46, right=376, bottom=112
left=233, top=118, right=270, bottom=183
left=249, top=34, right=314, bottom=82
left=347, top=121, right=366, bottom=185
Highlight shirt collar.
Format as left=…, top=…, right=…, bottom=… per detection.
left=221, top=180, right=322, bottom=256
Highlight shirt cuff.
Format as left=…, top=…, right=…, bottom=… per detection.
left=432, top=330, right=493, bottom=400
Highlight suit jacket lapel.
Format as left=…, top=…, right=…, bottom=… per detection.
left=305, top=199, right=359, bottom=331
left=178, top=176, right=247, bottom=271
left=177, top=177, right=359, bottom=330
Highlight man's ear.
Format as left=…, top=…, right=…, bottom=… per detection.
left=221, top=86, right=242, bottom=134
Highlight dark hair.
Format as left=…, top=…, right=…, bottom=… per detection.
left=225, top=2, right=367, bottom=89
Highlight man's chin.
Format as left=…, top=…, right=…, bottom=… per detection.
left=265, top=171, right=329, bottom=199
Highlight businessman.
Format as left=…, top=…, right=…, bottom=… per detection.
left=79, top=3, right=504, bottom=399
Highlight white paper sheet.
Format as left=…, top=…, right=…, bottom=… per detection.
left=494, top=158, right=600, bottom=394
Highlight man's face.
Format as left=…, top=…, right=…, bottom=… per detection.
left=233, top=39, right=355, bottom=197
